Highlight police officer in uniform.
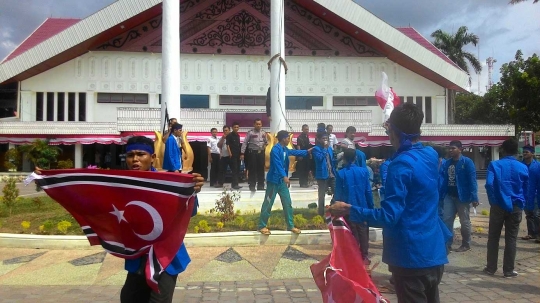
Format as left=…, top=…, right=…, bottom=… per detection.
left=241, top=118, right=268, bottom=191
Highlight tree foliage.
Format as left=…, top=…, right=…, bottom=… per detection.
left=18, top=139, right=61, bottom=169
left=455, top=51, right=540, bottom=136
left=431, top=26, right=482, bottom=76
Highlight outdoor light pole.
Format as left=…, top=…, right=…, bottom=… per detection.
left=270, top=0, right=286, bottom=133
left=161, top=0, right=181, bottom=126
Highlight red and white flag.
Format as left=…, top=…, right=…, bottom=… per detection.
left=25, top=169, right=196, bottom=292
left=311, top=216, right=389, bottom=303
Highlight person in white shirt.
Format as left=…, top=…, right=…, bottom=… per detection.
left=217, top=125, right=231, bottom=187
left=326, top=125, right=339, bottom=148
left=207, top=128, right=221, bottom=187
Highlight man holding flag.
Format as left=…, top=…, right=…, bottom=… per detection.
left=29, top=136, right=204, bottom=303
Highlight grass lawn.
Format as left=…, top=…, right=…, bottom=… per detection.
left=0, top=195, right=327, bottom=235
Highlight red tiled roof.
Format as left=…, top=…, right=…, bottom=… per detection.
left=2, top=18, right=80, bottom=63
left=396, top=27, right=461, bottom=70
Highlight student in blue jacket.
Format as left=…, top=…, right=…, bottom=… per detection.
left=484, top=138, right=528, bottom=278
left=521, top=145, right=540, bottom=241
left=329, top=103, right=449, bottom=303
left=163, top=123, right=183, bottom=173
left=440, top=140, right=478, bottom=252
left=334, top=148, right=374, bottom=263
left=312, top=131, right=336, bottom=216
left=120, top=136, right=203, bottom=303
left=258, top=130, right=312, bottom=235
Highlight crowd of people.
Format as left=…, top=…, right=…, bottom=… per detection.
left=157, top=104, right=538, bottom=302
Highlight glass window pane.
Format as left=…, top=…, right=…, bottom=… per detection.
left=36, top=92, right=44, bottom=121
left=425, top=97, right=432, bottom=123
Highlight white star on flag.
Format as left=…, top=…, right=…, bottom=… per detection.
left=110, top=204, right=127, bottom=223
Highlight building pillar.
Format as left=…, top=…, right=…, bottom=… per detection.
left=161, top=0, right=181, bottom=127
left=19, top=91, right=33, bottom=122
left=491, top=146, right=500, bottom=161
left=209, top=94, right=219, bottom=109
left=74, top=144, right=83, bottom=168
left=53, top=92, right=58, bottom=122
left=270, top=0, right=286, bottom=133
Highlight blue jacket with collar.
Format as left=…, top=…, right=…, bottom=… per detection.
left=334, top=163, right=373, bottom=209
left=524, top=159, right=540, bottom=210
left=355, top=149, right=367, bottom=168
left=163, top=135, right=181, bottom=171
left=312, top=145, right=335, bottom=180
left=485, top=156, right=528, bottom=212
left=266, top=144, right=308, bottom=185
left=439, top=155, right=478, bottom=203
left=349, top=143, right=449, bottom=269
left=379, top=159, right=391, bottom=200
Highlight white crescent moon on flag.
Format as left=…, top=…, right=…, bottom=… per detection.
left=125, top=201, right=164, bottom=241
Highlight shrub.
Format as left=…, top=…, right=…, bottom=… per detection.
left=32, top=197, right=44, bottom=209
left=4, top=147, right=22, bottom=171
left=38, top=225, right=45, bottom=233
left=57, top=159, right=74, bottom=169
left=245, top=220, right=256, bottom=231
left=308, top=202, right=317, bottom=209
left=311, top=215, right=326, bottom=229
left=21, top=221, right=31, bottom=231
left=197, top=220, right=211, bottom=233
left=57, top=220, right=72, bottom=234
left=216, top=222, right=224, bottom=231
left=2, top=177, right=19, bottom=216
left=233, top=216, right=245, bottom=227
left=194, top=226, right=200, bottom=233
left=212, top=188, right=240, bottom=222
left=42, top=220, right=55, bottom=232
left=481, top=210, right=489, bottom=216
left=293, top=214, right=308, bottom=228
left=268, top=215, right=285, bottom=228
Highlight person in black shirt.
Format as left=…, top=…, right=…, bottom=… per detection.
left=296, top=124, right=313, bottom=188
left=226, top=122, right=242, bottom=190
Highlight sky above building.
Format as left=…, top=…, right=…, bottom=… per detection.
left=0, top=0, right=538, bottom=95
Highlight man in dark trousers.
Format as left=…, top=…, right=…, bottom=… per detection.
left=521, top=145, right=540, bottom=241
left=329, top=103, right=449, bottom=303
left=241, top=118, right=268, bottom=192
left=296, top=124, right=312, bottom=188
left=226, top=122, right=242, bottom=190
left=207, top=128, right=220, bottom=187
left=484, top=138, right=528, bottom=277
left=217, top=125, right=231, bottom=187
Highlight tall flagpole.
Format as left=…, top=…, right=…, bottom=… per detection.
left=270, top=0, right=286, bottom=134
left=161, top=0, right=181, bottom=126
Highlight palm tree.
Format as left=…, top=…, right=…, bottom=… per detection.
left=431, top=26, right=482, bottom=76
left=431, top=26, right=482, bottom=124
left=509, top=0, right=538, bottom=4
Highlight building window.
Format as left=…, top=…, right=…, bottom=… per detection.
left=57, top=92, right=65, bottom=121
left=286, top=96, right=324, bottom=109
left=46, top=92, right=54, bottom=121
left=415, top=96, right=423, bottom=111
left=181, top=95, right=209, bottom=108
left=406, top=96, right=413, bottom=104
left=36, top=92, right=44, bottom=121
left=97, top=93, right=148, bottom=104
left=425, top=97, right=432, bottom=123
left=219, top=95, right=266, bottom=106
left=68, top=93, right=76, bottom=121
left=78, top=93, right=86, bottom=121
left=333, top=96, right=377, bottom=107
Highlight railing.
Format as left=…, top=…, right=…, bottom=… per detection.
left=117, top=108, right=373, bottom=133
left=370, top=124, right=515, bottom=137
left=0, top=121, right=119, bottom=135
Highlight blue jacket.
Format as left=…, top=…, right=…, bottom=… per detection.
left=125, top=194, right=199, bottom=275
left=312, top=145, right=335, bottom=180
left=267, top=144, right=308, bottom=185
left=486, top=156, right=528, bottom=212
left=524, top=160, right=540, bottom=210
left=350, top=143, right=449, bottom=269
left=439, top=155, right=478, bottom=203
left=334, top=163, right=373, bottom=209
left=354, top=149, right=367, bottom=168
left=379, top=159, right=391, bottom=200
left=163, top=135, right=182, bottom=171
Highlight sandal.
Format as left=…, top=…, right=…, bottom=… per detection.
left=259, top=227, right=271, bottom=235
left=521, top=235, right=534, bottom=240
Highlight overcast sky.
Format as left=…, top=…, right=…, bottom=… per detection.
left=1, top=0, right=538, bottom=95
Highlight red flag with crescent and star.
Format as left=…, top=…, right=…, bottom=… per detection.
left=25, top=169, right=196, bottom=292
